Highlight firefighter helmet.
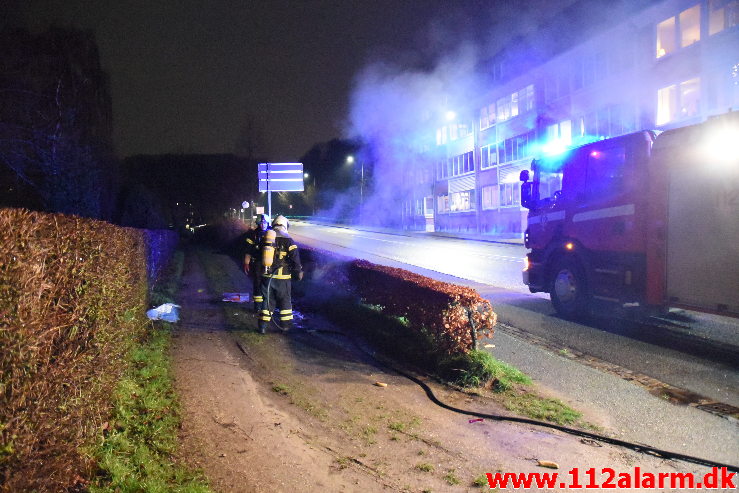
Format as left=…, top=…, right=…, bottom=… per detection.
left=272, top=215, right=289, bottom=230
left=256, top=214, right=270, bottom=230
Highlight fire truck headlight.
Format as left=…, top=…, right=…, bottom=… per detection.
left=702, top=127, right=739, bottom=166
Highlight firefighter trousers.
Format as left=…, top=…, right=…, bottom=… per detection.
left=251, top=273, right=263, bottom=312
left=258, top=277, right=293, bottom=331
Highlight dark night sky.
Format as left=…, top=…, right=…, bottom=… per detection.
left=8, top=0, right=577, bottom=161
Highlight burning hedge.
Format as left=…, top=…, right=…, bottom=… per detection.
left=0, top=208, right=150, bottom=491
left=302, top=246, right=496, bottom=355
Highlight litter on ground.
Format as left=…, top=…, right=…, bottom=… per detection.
left=222, top=293, right=250, bottom=303
left=146, top=303, right=181, bottom=322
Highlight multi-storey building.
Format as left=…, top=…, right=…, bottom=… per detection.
left=404, top=0, right=738, bottom=237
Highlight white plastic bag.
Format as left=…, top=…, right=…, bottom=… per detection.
left=146, top=303, right=180, bottom=322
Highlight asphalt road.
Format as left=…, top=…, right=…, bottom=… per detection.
left=290, top=220, right=739, bottom=466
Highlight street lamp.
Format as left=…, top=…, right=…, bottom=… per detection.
left=346, top=155, right=364, bottom=222
left=304, top=172, right=316, bottom=216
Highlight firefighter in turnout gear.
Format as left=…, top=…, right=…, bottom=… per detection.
left=258, top=215, right=302, bottom=334
left=243, top=214, right=270, bottom=312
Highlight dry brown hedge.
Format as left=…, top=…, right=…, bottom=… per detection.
left=0, top=207, right=149, bottom=492
left=302, top=246, right=496, bottom=355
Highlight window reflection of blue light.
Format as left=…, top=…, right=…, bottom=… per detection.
left=542, top=139, right=568, bottom=156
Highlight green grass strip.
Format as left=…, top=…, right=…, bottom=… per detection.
left=438, top=350, right=532, bottom=390
left=88, top=326, right=211, bottom=492
left=89, top=249, right=212, bottom=492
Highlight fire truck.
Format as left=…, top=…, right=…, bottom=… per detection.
left=520, top=112, right=739, bottom=319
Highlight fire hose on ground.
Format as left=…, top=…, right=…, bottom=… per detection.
left=277, top=325, right=739, bottom=473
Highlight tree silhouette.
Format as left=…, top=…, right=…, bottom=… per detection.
left=0, top=27, right=115, bottom=219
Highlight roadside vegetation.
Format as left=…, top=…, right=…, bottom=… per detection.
left=191, top=243, right=592, bottom=488
left=197, top=241, right=586, bottom=429
left=295, top=278, right=585, bottom=426
left=89, top=251, right=213, bottom=492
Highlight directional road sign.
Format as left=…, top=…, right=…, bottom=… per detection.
left=258, top=162, right=304, bottom=192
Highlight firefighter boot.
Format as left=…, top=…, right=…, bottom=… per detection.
left=279, top=319, right=292, bottom=333
left=258, top=309, right=271, bottom=334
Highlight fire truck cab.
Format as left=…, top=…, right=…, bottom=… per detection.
left=521, top=113, right=739, bottom=319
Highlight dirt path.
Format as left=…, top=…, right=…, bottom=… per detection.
left=171, top=248, right=714, bottom=492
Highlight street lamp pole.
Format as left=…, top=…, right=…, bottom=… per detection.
left=304, top=172, right=317, bottom=217
left=347, top=155, right=364, bottom=224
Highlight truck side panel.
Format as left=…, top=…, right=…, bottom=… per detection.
left=657, top=123, right=739, bottom=316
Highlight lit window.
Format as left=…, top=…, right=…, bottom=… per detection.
left=657, top=85, right=677, bottom=124
left=709, top=0, right=738, bottom=34
left=479, top=103, right=496, bottom=129
left=679, top=78, right=701, bottom=118
left=449, top=190, right=475, bottom=212
left=560, top=120, right=572, bottom=144
left=576, top=115, right=586, bottom=138
left=656, top=16, right=676, bottom=58
left=656, top=78, right=701, bottom=125
left=481, top=144, right=497, bottom=169
left=449, top=192, right=464, bottom=212
left=499, top=183, right=521, bottom=207
left=482, top=185, right=498, bottom=209
left=544, top=121, right=573, bottom=153
left=521, top=84, right=535, bottom=113
left=437, top=195, right=449, bottom=213
left=680, top=5, right=701, bottom=47
left=497, top=96, right=510, bottom=121
left=424, top=197, right=434, bottom=216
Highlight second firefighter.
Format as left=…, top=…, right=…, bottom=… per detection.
left=243, top=214, right=270, bottom=312
left=258, top=215, right=302, bottom=334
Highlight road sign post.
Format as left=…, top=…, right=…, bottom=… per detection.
left=258, top=162, right=304, bottom=218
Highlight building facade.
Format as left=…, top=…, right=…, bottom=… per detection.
left=404, top=0, right=738, bottom=237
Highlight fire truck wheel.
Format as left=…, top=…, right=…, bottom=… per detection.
left=550, top=256, right=590, bottom=319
